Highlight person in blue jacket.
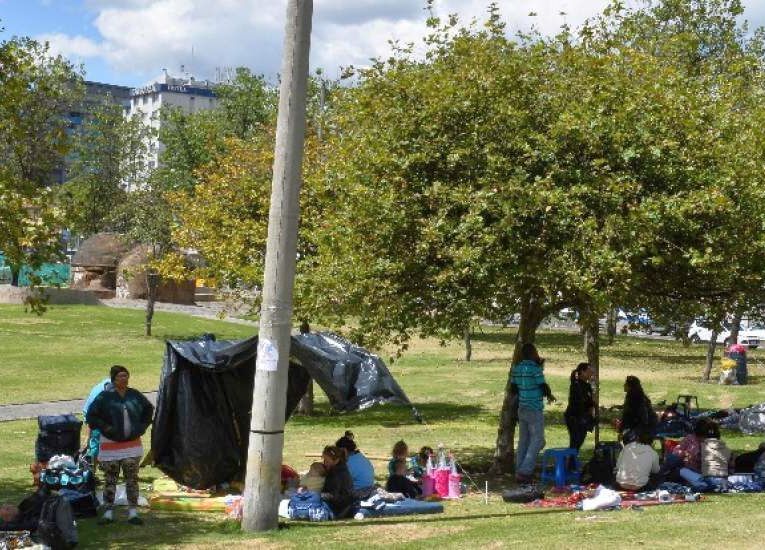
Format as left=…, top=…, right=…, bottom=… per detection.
left=335, top=431, right=375, bottom=497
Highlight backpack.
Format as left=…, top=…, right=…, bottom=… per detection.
left=37, top=494, right=78, bottom=550
left=36, top=415, right=82, bottom=463
left=582, top=442, right=621, bottom=486
left=287, top=491, right=334, bottom=522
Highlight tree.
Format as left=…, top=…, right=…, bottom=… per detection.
left=0, top=34, right=82, bottom=286
left=61, top=102, right=152, bottom=236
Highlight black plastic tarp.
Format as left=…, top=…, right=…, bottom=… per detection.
left=151, top=332, right=415, bottom=489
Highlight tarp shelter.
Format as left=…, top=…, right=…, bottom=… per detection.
left=152, top=332, right=417, bottom=489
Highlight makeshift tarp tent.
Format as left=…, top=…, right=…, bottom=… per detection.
left=152, top=332, right=417, bottom=489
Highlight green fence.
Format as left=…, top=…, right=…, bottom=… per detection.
left=0, top=253, right=70, bottom=286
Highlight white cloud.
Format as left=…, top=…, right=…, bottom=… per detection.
left=38, top=32, right=106, bottom=59
left=34, top=0, right=765, bottom=84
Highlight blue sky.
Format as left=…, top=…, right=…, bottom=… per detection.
left=2, top=1, right=765, bottom=87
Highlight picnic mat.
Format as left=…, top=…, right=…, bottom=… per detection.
left=523, top=491, right=701, bottom=510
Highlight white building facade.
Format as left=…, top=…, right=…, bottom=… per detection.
left=127, top=73, right=219, bottom=177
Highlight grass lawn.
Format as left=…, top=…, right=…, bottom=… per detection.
left=2, top=304, right=765, bottom=548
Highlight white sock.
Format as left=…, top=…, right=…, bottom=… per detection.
left=103, top=509, right=113, bottom=520
left=128, top=508, right=138, bottom=519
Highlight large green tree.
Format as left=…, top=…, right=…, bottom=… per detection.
left=0, top=34, right=82, bottom=285
left=61, top=102, right=152, bottom=236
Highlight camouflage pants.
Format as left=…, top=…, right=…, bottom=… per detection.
left=100, top=456, right=141, bottom=509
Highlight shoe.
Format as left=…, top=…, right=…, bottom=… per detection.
left=127, top=516, right=144, bottom=525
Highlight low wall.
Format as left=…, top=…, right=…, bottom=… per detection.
left=0, top=285, right=104, bottom=305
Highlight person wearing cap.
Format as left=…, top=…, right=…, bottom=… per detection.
left=335, top=431, right=375, bottom=496
left=86, top=365, right=153, bottom=525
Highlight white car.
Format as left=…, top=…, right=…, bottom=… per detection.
left=688, top=321, right=760, bottom=348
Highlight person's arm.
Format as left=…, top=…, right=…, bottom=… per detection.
left=85, top=395, right=110, bottom=433
left=651, top=450, right=661, bottom=474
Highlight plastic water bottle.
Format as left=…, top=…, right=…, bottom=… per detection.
left=425, top=455, right=434, bottom=475
left=449, top=453, right=457, bottom=475
left=437, top=443, right=446, bottom=468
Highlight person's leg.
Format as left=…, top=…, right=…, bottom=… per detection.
left=99, top=460, right=120, bottom=522
left=515, top=410, right=530, bottom=475
left=122, top=457, right=142, bottom=524
left=518, top=409, right=546, bottom=477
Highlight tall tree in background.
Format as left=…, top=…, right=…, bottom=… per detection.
left=61, top=102, right=151, bottom=236
left=0, top=33, right=82, bottom=286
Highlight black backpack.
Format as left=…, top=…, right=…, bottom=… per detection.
left=582, top=442, right=621, bottom=486
left=37, top=495, right=78, bottom=550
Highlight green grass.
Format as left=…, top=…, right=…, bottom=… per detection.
left=2, top=305, right=765, bottom=548
left=0, top=304, right=254, bottom=404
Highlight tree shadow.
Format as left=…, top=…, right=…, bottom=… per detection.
left=470, top=331, right=584, bottom=349
left=288, top=402, right=486, bottom=429
left=606, top=350, right=703, bottom=365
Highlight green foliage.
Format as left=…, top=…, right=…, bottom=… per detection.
left=0, top=33, right=82, bottom=285
left=61, top=102, right=152, bottom=236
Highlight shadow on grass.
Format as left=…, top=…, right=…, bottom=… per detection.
left=606, top=350, right=703, bottom=366
left=289, top=402, right=486, bottom=429
left=290, top=507, right=572, bottom=530
left=471, top=331, right=584, bottom=349
left=0, top=477, right=37, bottom=504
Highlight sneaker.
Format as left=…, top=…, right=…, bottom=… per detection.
left=127, top=516, right=144, bottom=525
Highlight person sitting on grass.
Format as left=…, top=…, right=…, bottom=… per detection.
left=86, top=365, right=154, bottom=526
left=320, top=445, right=355, bottom=519
left=386, top=459, right=422, bottom=499
left=701, top=421, right=734, bottom=480
left=660, top=418, right=710, bottom=481
left=388, top=440, right=410, bottom=476
left=615, top=430, right=660, bottom=492
left=335, top=431, right=375, bottom=497
left=411, top=446, right=434, bottom=479
left=299, top=462, right=327, bottom=494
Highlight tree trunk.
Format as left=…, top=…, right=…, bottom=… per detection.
left=145, top=270, right=158, bottom=337
left=464, top=325, right=472, bottom=362
left=296, top=380, right=314, bottom=415
left=729, top=311, right=743, bottom=346
left=10, top=265, right=20, bottom=287
left=606, top=309, right=617, bottom=345
left=583, top=316, right=601, bottom=445
left=703, top=330, right=719, bottom=381
left=489, top=294, right=544, bottom=475
left=680, top=319, right=692, bottom=347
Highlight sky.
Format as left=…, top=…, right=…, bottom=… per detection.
left=2, top=0, right=765, bottom=88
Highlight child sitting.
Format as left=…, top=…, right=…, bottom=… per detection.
left=299, top=462, right=327, bottom=493
left=411, top=446, right=434, bottom=479
left=386, top=459, right=422, bottom=499
left=388, top=440, right=410, bottom=476
left=701, top=421, right=733, bottom=479
left=615, top=430, right=660, bottom=491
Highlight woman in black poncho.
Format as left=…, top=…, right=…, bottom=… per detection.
left=564, top=362, right=595, bottom=450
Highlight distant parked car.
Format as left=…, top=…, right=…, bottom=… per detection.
left=687, top=321, right=760, bottom=348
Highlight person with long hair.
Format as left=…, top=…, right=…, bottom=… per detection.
left=564, top=362, right=595, bottom=451
left=320, top=445, right=355, bottom=519
left=335, top=431, right=375, bottom=495
left=510, top=342, right=556, bottom=483
left=620, top=375, right=657, bottom=436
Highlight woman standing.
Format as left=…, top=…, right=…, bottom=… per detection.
left=320, top=446, right=355, bottom=519
left=86, top=365, right=153, bottom=525
left=564, top=362, right=595, bottom=451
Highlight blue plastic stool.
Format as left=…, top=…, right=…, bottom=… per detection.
left=540, top=448, right=581, bottom=487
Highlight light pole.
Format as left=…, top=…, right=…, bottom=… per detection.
left=241, top=0, right=313, bottom=532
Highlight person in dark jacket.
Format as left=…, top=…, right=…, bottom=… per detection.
left=564, top=362, right=595, bottom=451
left=320, top=445, right=355, bottom=519
left=619, top=376, right=657, bottom=437
left=386, top=459, right=422, bottom=499
left=86, top=365, right=153, bottom=525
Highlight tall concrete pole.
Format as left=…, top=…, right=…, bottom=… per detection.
left=241, top=0, right=313, bottom=532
